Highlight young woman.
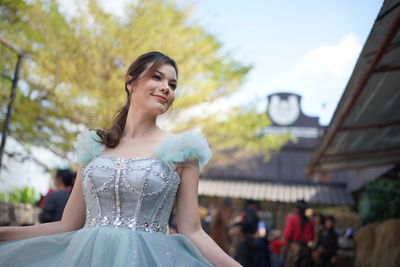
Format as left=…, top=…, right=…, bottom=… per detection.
left=0, top=51, right=241, bottom=267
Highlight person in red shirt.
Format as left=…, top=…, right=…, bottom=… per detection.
left=283, top=200, right=314, bottom=267
left=269, top=229, right=287, bottom=267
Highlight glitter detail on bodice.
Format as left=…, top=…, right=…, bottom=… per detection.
left=81, top=155, right=180, bottom=234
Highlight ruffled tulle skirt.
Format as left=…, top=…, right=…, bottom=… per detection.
left=0, top=226, right=213, bottom=267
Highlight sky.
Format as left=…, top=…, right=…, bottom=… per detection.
left=90, top=0, right=384, bottom=125
left=2, top=0, right=385, bottom=195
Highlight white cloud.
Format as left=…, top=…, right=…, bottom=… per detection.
left=263, top=34, right=363, bottom=125
left=204, top=34, right=363, bottom=126
left=289, top=34, right=362, bottom=78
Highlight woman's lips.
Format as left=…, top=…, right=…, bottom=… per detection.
left=152, top=94, right=168, bottom=103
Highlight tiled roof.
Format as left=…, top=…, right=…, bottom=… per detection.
left=198, top=179, right=353, bottom=205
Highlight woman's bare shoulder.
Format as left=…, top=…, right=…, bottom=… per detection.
left=158, top=129, right=175, bottom=138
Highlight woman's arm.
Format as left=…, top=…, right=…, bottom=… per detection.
left=175, top=161, right=241, bottom=267
left=0, top=168, right=86, bottom=242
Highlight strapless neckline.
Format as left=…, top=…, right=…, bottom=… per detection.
left=97, top=155, right=158, bottom=162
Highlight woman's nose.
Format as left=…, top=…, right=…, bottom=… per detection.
left=159, top=82, right=170, bottom=93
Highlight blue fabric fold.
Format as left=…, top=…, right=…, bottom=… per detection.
left=74, top=130, right=212, bottom=171
left=0, top=227, right=213, bottom=266
left=73, top=129, right=105, bottom=165
left=153, top=131, right=212, bottom=171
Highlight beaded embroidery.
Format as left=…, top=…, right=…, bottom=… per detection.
left=82, top=157, right=179, bottom=234
left=75, top=130, right=212, bottom=235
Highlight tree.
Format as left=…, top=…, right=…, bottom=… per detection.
left=361, top=180, right=400, bottom=224
left=0, top=0, right=289, bottom=167
left=175, top=105, right=293, bottom=162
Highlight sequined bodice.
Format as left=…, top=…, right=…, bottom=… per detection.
left=81, top=156, right=180, bottom=234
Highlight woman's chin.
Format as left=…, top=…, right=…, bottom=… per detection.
left=138, top=103, right=169, bottom=116
left=152, top=107, right=169, bottom=116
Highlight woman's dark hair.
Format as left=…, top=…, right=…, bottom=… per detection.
left=96, top=51, right=178, bottom=148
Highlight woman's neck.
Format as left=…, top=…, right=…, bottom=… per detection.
left=122, top=108, right=159, bottom=139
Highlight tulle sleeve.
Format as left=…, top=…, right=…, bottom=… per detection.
left=153, top=131, right=212, bottom=171
left=73, top=129, right=106, bottom=165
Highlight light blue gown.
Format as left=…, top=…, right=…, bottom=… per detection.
left=0, top=130, right=213, bottom=267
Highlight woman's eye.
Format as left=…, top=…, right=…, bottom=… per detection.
left=169, top=84, right=177, bottom=90
left=152, top=75, right=161, bottom=80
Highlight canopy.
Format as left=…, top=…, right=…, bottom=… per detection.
left=307, top=1, right=400, bottom=172
left=198, top=179, right=353, bottom=205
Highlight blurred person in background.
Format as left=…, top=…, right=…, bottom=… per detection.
left=311, top=213, right=325, bottom=264
left=231, top=200, right=261, bottom=266
left=262, top=210, right=274, bottom=234
left=255, top=208, right=272, bottom=267
left=38, top=188, right=55, bottom=209
left=283, top=200, right=314, bottom=267
left=210, top=198, right=234, bottom=254
left=199, top=204, right=212, bottom=234
left=311, top=213, right=325, bottom=245
left=313, top=216, right=338, bottom=267
left=39, top=168, right=75, bottom=223
left=269, top=229, right=286, bottom=267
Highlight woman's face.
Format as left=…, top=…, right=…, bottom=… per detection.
left=127, top=63, right=177, bottom=115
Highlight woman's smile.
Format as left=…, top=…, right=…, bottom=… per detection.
left=152, top=94, right=168, bottom=103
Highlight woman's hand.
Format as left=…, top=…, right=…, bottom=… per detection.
left=0, top=168, right=86, bottom=242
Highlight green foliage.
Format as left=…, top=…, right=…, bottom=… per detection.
left=361, top=179, right=400, bottom=224
left=0, top=186, right=37, bottom=204
left=0, top=0, right=289, bottom=163
left=0, top=191, right=7, bottom=202
left=176, top=105, right=293, bottom=160
left=0, top=0, right=29, bottom=25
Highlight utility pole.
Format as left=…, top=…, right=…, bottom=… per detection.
left=0, top=36, right=25, bottom=176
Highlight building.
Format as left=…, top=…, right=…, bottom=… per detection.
left=199, top=92, right=353, bottom=228
left=306, top=0, right=400, bottom=222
